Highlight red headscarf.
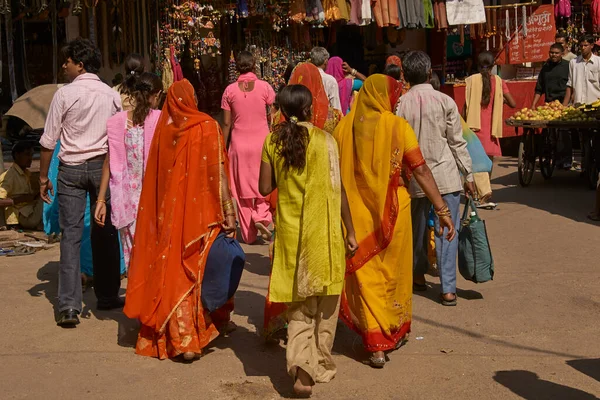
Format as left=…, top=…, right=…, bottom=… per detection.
left=287, top=63, right=330, bottom=129
left=124, top=79, right=228, bottom=334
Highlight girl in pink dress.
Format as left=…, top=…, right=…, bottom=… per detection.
left=221, top=51, right=276, bottom=244
left=465, top=52, right=516, bottom=206
left=95, top=72, right=163, bottom=269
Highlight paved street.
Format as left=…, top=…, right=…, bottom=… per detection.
left=1, top=157, right=599, bottom=400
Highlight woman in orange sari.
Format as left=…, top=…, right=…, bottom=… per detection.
left=124, top=79, right=237, bottom=361
left=333, top=74, right=455, bottom=368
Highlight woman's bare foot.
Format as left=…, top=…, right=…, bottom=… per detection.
left=182, top=352, right=196, bottom=361
left=293, top=368, right=313, bottom=398
left=255, top=222, right=272, bottom=241
left=369, top=350, right=386, bottom=368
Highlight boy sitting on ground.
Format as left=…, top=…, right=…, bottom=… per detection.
left=0, top=142, right=42, bottom=230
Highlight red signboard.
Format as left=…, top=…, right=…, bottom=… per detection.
left=496, top=5, right=556, bottom=65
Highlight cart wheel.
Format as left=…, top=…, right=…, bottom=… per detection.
left=539, top=133, right=555, bottom=180
left=518, top=133, right=535, bottom=187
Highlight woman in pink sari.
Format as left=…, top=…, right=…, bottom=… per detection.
left=221, top=51, right=276, bottom=244
left=325, top=56, right=366, bottom=115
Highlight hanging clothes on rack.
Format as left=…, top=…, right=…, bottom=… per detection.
left=433, top=0, right=448, bottom=30
left=372, top=0, right=399, bottom=27
left=423, top=0, right=434, bottom=28
left=398, top=0, right=426, bottom=28
left=323, top=0, right=350, bottom=22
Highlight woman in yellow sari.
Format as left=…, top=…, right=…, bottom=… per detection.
left=333, top=74, right=456, bottom=368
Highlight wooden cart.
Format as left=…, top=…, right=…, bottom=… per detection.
left=505, top=119, right=599, bottom=188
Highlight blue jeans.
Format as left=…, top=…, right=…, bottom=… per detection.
left=57, top=159, right=121, bottom=312
left=411, top=192, right=461, bottom=294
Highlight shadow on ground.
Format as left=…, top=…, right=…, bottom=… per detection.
left=567, top=359, right=600, bottom=383
left=27, top=262, right=138, bottom=347
left=492, top=159, right=598, bottom=226
left=244, top=252, right=271, bottom=276
left=412, top=282, right=483, bottom=304
left=493, top=370, right=600, bottom=400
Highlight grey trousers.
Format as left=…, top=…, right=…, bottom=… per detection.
left=411, top=191, right=461, bottom=294
left=57, top=160, right=121, bottom=313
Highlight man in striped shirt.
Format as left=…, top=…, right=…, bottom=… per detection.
left=39, top=38, right=123, bottom=327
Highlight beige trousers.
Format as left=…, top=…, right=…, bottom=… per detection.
left=474, top=172, right=492, bottom=200
left=286, top=295, right=340, bottom=384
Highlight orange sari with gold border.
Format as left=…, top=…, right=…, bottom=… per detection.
left=124, top=80, right=232, bottom=359
left=333, top=75, right=425, bottom=352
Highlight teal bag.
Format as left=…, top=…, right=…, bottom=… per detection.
left=458, top=198, right=494, bottom=283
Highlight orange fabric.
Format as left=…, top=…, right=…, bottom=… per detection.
left=386, top=55, right=402, bottom=67
left=124, top=79, right=229, bottom=358
left=287, top=63, right=330, bottom=130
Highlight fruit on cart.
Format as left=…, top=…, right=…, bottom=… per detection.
left=557, top=106, right=594, bottom=122
left=510, top=101, right=565, bottom=121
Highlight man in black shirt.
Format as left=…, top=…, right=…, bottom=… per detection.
left=532, top=43, right=572, bottom=169
left=532, top=44, right=570, bottom=107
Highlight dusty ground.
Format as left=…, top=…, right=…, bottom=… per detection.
left=1, top=157, right=599, bottom=400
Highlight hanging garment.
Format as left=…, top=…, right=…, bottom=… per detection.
left=433, top=0, right=448, bottom=30
left=592, top=0, right=600, bottom=33
left=398, top=0, right=426, bottom=28
left=424, top=0, right=434, bottom=28
left=372, top=0, right=399, bottom=27
left=306, top=0, right=325, bottom=24
left=323, top=0, right=350, bottom=22
left=555, top=0, right=571, bottom=18
left=361, top=0, right=372, bottom=24
left=170, top=45, right=183, bottom=82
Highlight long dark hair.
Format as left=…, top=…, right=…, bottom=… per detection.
left=272, top=85, right=312, bottom=172
left=132, top=72, right=163, bottom=126
left=121, top=53, right=145, bottom=95
left=478, top=51, right=495, bottom=107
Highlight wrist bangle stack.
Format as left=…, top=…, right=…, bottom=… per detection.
left=97, top=199, right=106, bottom=204
left=351, top=68, right=357, bottom=76
left=223, top=199, right=235, bottom=214
left=435, top=204, right=451, bottom=218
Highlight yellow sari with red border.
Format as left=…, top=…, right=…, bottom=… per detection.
left=333, top=74, right=425, bottom=352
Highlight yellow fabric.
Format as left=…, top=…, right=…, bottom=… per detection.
left=262, top=122, right=345, bottom=303
left=333, top=74, right=422, bottom=350
left=465, top=74, right=504, bottom=139
left=0, top=164, right=37, bottom=226
left=323, top=0, right=350, bottom=22
left=297, top=126, right=344, bottom=298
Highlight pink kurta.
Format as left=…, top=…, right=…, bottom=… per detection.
left=476, top=78, right=510, bottom=157
left=221, top=75, right=276, bottom=199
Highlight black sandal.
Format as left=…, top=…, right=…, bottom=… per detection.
left=440, top=294, right=457, bottom=306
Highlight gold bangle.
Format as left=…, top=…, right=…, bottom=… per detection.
left=434, top=204, right=450, bottom=217
left=97, top=199, right=106, bottom=204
